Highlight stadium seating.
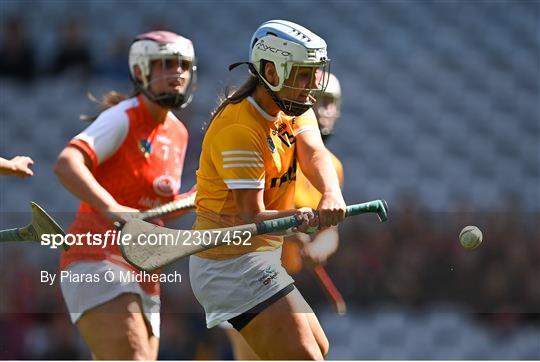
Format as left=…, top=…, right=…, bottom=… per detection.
left=1, top=0, right=538, bottom=359
left=319, top=308, right=540, bottom=359
left=1, top=0, right=538, bottom=212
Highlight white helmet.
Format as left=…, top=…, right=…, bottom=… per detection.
left=324, top=73, right=341, bottom=101
left=315, top=73, right=342, bottom=140
left=129, top=30, right=196, bottom=109
left=321, top=72, right=341, bottom=117
left=249, top=20, right=330, bottom=116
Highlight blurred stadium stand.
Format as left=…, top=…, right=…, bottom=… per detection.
left=320, top=307, right=540, bottom=359
left=0, top=0, right=537, bottom=212
left=1, top=0, right=538, bottom=359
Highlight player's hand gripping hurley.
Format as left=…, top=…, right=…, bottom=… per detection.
left=120, top=199, right=388, bottom=272
left=113, top=190, right=196, bottom=229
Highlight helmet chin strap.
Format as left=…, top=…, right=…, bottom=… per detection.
left=229, top=62, right=312, bottom=117
left=132, top=73, right=187, bottom=110
left=149, top=90, right=186, bottom=109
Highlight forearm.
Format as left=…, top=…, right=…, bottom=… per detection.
left=284, top=230, right=311, bottom=246
left=252, top=209, right=295, bottom=222
left=311, top=226, right=339, bottom=255
left=298, top=142, right=341, bottom=196
left=301, top=226, right=340, bottom=264
left=0, top=158, right=14, bottom=175
left=253, top=209, right=304, bottom=236
left=232, top=189, right=316, bottom=235
left=232, top=188, right=297, bottom=223
left=54, top=155, right=118, bottom=212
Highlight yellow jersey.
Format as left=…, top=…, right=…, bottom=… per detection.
left=194, top=97, right=319, bottom=259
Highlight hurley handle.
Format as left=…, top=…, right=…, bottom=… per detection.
left=140, top=192, right=196, bottom=221
left=346, top=199, right=388, bottom=221
left=114, top=191, right=197, bottom=229
left=255, top=199, right=388, bottom=234
left=0, top=228, right=24, bottom=242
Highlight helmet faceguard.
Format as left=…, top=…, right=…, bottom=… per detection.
left=248, top=20, right=330, bottom=116
left=129, top=31, right=196, bottom=109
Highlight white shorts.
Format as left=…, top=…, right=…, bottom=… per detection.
left=189, top=247, right=294, bottom=329
left=60, top=260, right=161, bottom=337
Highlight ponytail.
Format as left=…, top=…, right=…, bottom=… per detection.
left=205, top=76, right=258, bottom=130
left=80, top=90, right=139, bottom=122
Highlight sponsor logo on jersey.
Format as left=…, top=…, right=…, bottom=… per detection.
left=270, top=160, right=297, bottom=188
left=153, top=175, right=179, bottom=197
left=139, top=139, right=152, bottom=158
left=271, top=123, right=287, bottom=136
left=156, top=135, right=171, bottom=144
left=272, top=123, right=295, bottom=147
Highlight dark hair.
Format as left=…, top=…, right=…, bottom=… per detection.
left=80, top=89, right=140, bottom=122
left=205, top=75, right=258, bottom=130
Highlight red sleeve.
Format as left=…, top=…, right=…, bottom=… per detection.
left=68, top=139, right=98, bottom=170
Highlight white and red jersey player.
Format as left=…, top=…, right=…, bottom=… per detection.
left=54, top=30, right=196, bottom=360
left=60, top=94, right=189, bottom=294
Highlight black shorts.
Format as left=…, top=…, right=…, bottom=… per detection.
left=228, top=283, right=295, bottom=331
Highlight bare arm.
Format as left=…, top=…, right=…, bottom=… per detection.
left=296, top=131, right=345, bottom=226
left=0, top=156, right=34, bottom=177
left=232, top=189, right=316, bottom=234
left=296, top=133, right=340, bottom=195
left=232, top=188, right=296, bottom=223
left=286, top=225, right=338, bottom=263
left=53, top=146, right=137, bottom=220
left=302, top=226, right=339, bottom=264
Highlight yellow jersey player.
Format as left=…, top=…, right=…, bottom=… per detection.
left=190, top=20, right=345, bottom=360
left=225, top=73, right=344, bottom=360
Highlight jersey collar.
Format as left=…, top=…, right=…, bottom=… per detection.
left=137, top=94, right=171, bottom=126
left=247, top=96, right=279, bottom=123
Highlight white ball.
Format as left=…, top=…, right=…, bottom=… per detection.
left=459, top=226, right=483, bottom=249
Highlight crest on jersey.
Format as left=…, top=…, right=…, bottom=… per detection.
left=153, top=175, right=180, bottom=197
left=139, top=139, right=152, bottom=157
left=266, top=135, right=276, bottom=153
